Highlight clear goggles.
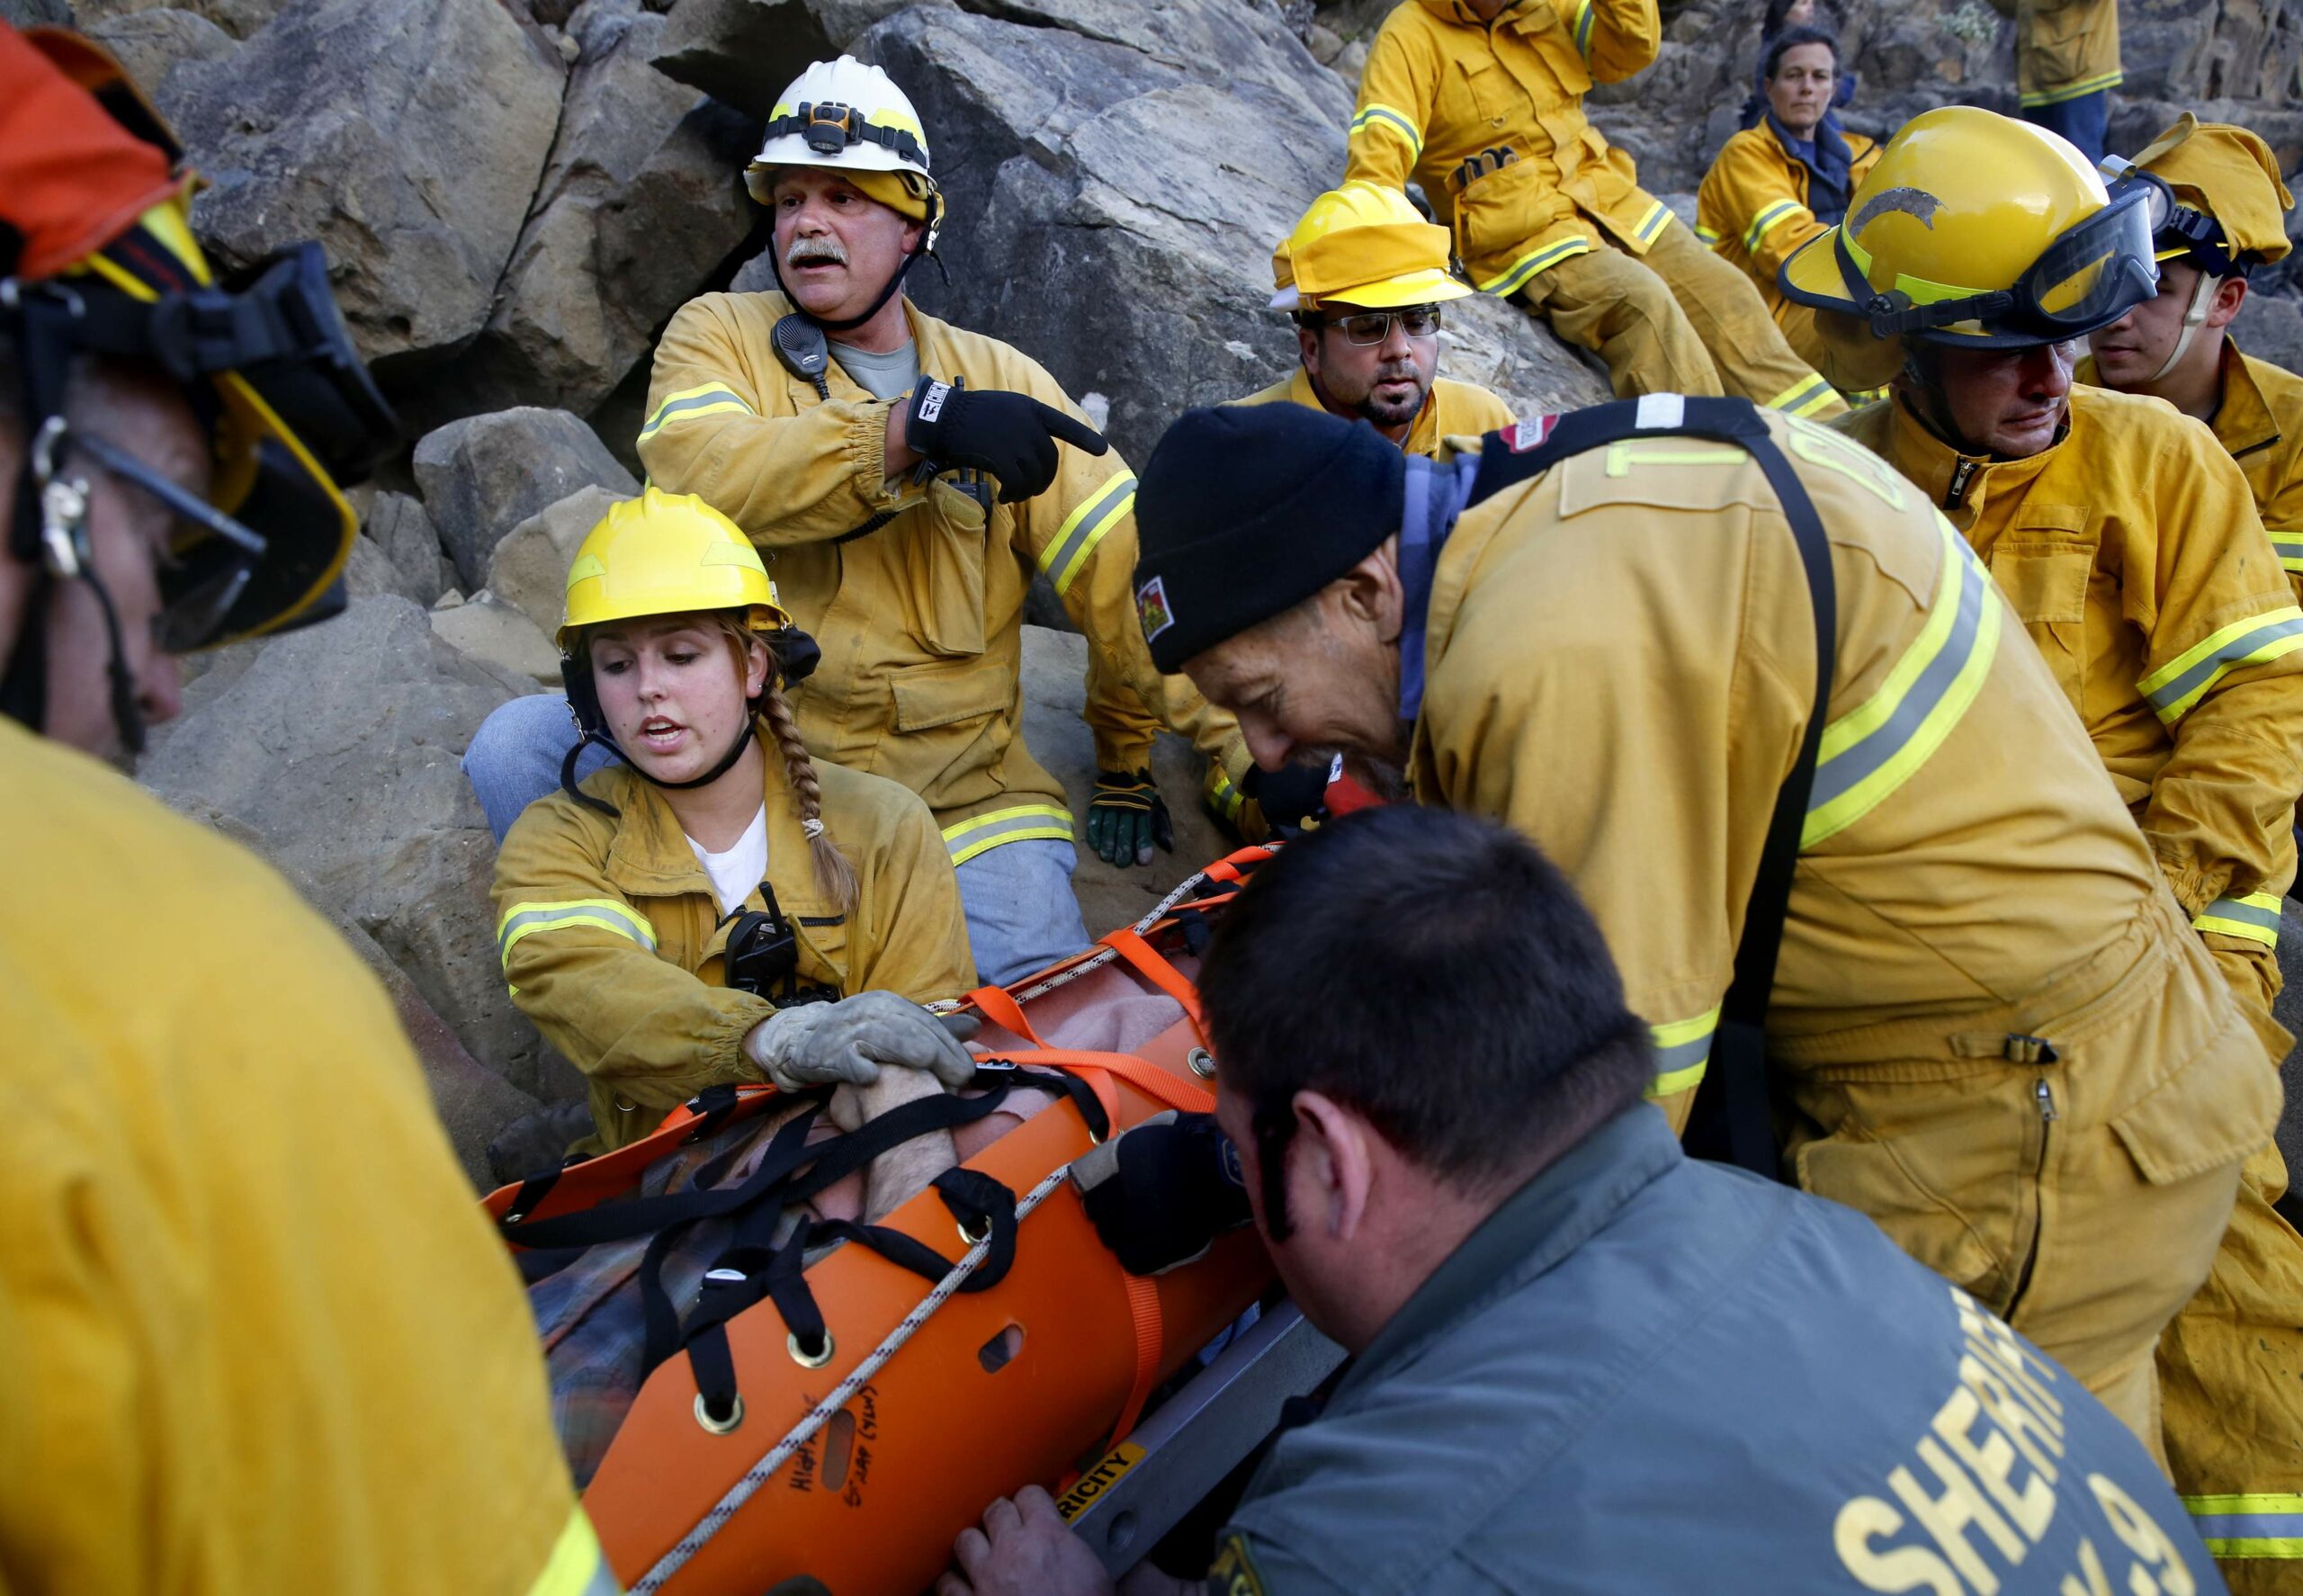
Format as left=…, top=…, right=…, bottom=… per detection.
left=1843, top=182, right=2160, bottom=346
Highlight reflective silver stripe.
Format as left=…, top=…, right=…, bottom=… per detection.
left=2137, top=605, right=2303, bottom=723
left=943, top=803, right=1076, bottom=865
left=2194, top=892, right=2282, bottom=948
left=497, top=899, right=659, bottom=963
left=637, top=384, right=754, bottom=442
left=1039, top=472, right=1136, bottom=597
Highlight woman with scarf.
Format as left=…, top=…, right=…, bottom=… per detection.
left=1697, top=26, right=1881, bottom=373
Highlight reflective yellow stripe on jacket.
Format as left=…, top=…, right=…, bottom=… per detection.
left=2195, top=891, right=2284, bottom=950
left=2272, top=529, right=2303, bottom=575
left=498, top=897, right=660, bottom=962
left=1482, top=236, right=1594, bottom=297
left=1765, top=373, right=1840, bottom=418
left=2138, top=605, right=2303, bottom=723
left=638, top=381, right=755, bottom=444
left=531, top=1509, right=621, bottom=1596
left=2021, top=67, right=2123, bottom=107
left=1743, top=198, right=1806, bottom=253
left=1039, top=471, right=1136, bottom=597
left=1645, top=1004, right=1722, bottom=1098
left=944, top=803, right=1075, bottom=866
left=2184, top=1493, right=2303, bottom=1559
left=1349, top=101, right=1423, bottom=159
left=1561, top=0, right=1597, bottom=58
left=1806, top=512, right=2000, bottom=846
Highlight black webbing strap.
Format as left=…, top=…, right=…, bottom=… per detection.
left=1468, top=398, right=1837, bottom=1182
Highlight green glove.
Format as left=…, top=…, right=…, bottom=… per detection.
left=1088, top=767, right=1174, bottom=868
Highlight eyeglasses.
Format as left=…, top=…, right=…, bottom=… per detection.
left=1313, top=307, right=1444, bottom=345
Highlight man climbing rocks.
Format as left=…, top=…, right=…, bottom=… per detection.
left=1345, top=0, right=1840, bottom=416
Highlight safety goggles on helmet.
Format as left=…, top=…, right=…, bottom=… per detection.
left=28, top=414, right=275, bottom=654
left=2094, top=155, right=2250, bottom=278
left=1837, top=180, right=2160, bottom=346
left=1307, top=306, right=1445, bottom=345
left=760, top=101, right=928, bottom=168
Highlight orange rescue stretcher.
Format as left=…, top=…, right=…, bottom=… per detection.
left=483, top=847, right=1277, bottom=1596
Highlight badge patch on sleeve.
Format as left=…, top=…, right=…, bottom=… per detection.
left=1208, top=1531, right=1268, bottom=1596
left=1136, top=575, right=1176, bottom=642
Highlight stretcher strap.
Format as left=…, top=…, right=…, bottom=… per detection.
left=967, top=981, right=1047, bottom=1046
left=1098, top=925, right=1208, bottom=1042
left=1014, top=1048, right=1217, bottom=1117
left=632, top=1163, right=1077, bottom=1595
left=1110, top=1271, right=1166, bottom=1448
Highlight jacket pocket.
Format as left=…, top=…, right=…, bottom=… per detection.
left=1986, top=517, right=2095, bottom=716
left=902, top=479, right=991, bottom=659
left=1449, top=53, right=1519, bottom=128
left=890, top=658, right=1010, bottom=734
left=1451, top=156, right=1578, bottom=285
left=1793, top=1078, right=2025, bottom=1309
left=2110, top=1010, right=2281, bottom=1186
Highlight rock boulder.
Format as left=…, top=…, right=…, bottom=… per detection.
left=413, top=408, right=638, bottom=590
left=160, top=0, right=568, bottom=371
left=439, top=0, right=760, bottom=425
left=138, top=595, right=574, bottom=1103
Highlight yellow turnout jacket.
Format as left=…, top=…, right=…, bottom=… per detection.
left=1985, top=0, right=2121, bottom=107
left=1841, top=386, right=2303, bottom=1008
left=0, top=721, right=603, bottom=1595
left=2078, top=337, right=2303, bottom=603
left=1346, top=0, right=1676, bottom=299
left=1410, top=413, right=2271, bottom=1403
left=637, top=290, right=1246, bottom=869
left=1696, top=121, right=1880, bottom=313
left=494, top=733, right=974, bottom=1154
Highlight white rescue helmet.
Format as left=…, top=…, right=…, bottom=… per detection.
left=745, top=57, right=942, bottom=249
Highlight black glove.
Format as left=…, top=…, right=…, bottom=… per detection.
left=1088, top=767, right=1174, bottom=868
left=1241, top=759, right=1331, bottom=840
left=1071, top=1109, right=1253, bottom=1275
left=905, top=376, right=1108, bottom=503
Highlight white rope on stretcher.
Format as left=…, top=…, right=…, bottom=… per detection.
left=1006, top=843, right=1280, bottom=1009
left=632, top=1163, right=1076, bottom=1594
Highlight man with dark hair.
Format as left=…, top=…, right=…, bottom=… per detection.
left=939, top=808, right=2215, bottom=1596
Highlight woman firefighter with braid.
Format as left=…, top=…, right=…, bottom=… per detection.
left=493, top=489, right=981, bottom=1157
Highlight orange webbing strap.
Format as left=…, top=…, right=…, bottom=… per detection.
left=966, top=982, right=1047, bottom=1047
left=1111, top=1272, right=1166, bottom=1447
left=1098, top=926, right=1206, bottom=1042
left=1018, top=1048, right=1215, bottom=1118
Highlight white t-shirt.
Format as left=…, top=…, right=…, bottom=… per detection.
left=686, top=805, right=769, bottom=917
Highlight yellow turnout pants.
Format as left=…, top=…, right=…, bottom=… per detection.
left=1515, top=218, right=1842, bottom=417
left=1774, top=892, right=2263, bottom=1455
left=2160, top=916, right=2303, bottom=1589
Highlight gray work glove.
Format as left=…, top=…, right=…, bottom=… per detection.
left=742, top=991, right=981, bottom=1093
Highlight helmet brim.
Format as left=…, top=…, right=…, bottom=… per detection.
left=1302, top=269, right=1476, bottom=311
left=1779, top=228, right=1864, bottom=313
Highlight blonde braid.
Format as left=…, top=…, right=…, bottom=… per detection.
left=760, top=680, right=859, bottom=913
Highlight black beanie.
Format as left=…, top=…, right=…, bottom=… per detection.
left=1131, top=404, right=1408, bottom=673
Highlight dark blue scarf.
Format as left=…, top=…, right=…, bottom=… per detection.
left=1768, top=109, right=1854, bottom=226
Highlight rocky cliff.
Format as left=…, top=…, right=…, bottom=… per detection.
left=12, top=0, right=2302, bottom=1179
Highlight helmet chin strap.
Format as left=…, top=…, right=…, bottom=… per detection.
left=2150, top=270, right=2222, bottom=384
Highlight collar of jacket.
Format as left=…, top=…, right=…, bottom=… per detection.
left=593, top=722, right=843, bottom=922
left=1331, top=1106, right=1681, bottom=1400
left=1886, top=386, right=2065, bottom=514
left=2212, top=336, right=2284, bottom=461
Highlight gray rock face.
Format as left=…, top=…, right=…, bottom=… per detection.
left=364, top=491, right=453, bottom=608
left=139, top=596, right=569, bottom=1101
left=1016, top=624, right=1233, bottom=937
left=841, top=0, right=1600, bottom=468
left=160, top=0, right=568, bottom=370
left=412, top=408, right=638, bottom=589
left=645, top=0, right=836, bottom=119
left=443, top=0, right=759, bottom=422
left=76, top=7, right=238, bottom=92
left=75, top=0, right=292, bottom=40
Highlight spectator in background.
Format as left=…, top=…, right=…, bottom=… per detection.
left=1738, top=0, right=1855, bottom=128
left=1699, top=26, right=1881, bottom=372
left=1988, top=0, right=2119, bottom=163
